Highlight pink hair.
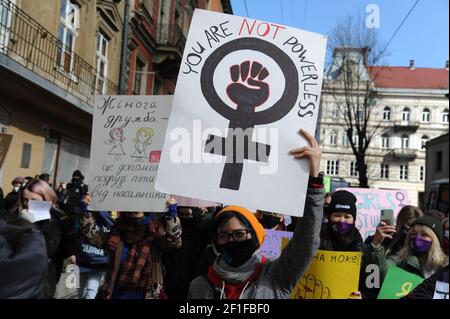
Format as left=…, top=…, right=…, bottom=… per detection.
left=109, top=128, right=125, bottom=142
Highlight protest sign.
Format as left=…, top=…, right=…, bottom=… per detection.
left=433, top=281, right=449, bottom=299
left=21, top=200, right=52, bottom=223
left=88, top=95, right=172, bottom=212
left=172, top=195, right=218, bottom=207
left=155, top=9, right=327, bottom=216
left=337, top=188, right=410, bottom=240
left=291, top=250, right=362, bottom=299
left=260, top=229, right=293, bottom=260
left=378, top=266, right=424, bottom=299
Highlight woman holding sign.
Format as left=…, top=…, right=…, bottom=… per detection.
left=188, top=129, right=324, bottom=299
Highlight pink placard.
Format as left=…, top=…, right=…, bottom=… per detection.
left=336, top=188, right=410, bottom=240
left=172, top=195, right=219, bottom=207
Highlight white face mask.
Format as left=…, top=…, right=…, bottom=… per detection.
left=13, top=186, right=20, bottom=192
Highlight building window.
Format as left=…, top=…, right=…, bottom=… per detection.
left=356, top=106, right=363, bottom=121
left=349, top=161, right=359, bottom=177
left=383, top=106, right=391, bottom=121
left=443, top=109, right=449, bottom=123
left=352, top=133, right=359, bottom=146
left=134, top=57, right=147, bottom=95
left=419, top=166, right=425, bottom=182
left=401, top=135, right=409, bottom=149
left=330, top=130, right=337, bottom=145
left=421, top=108, right=430, bottom=123
left=331, top=105, right=339, bottom=118
left=327, top=160, right=339, bottom=176
left=436, top=151, right=442, bottom=172
left=95, top=32, right=109, bottom=94
left=400, top=165, right=408, bottom=181
left=342, top=133, right=349, bottom=147
left=402, top=107, right=411, bottom=122
left=381, top=134, right=390, bottom=149
left=380, top=163, right=389, bottom=179
left=58, top=0, right=79, bottom=73
left=421, top=135, right=429, bottom=150
left=21, top=143, right=32, bottom=169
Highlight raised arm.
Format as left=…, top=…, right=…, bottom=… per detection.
left=266, top=129, right=324, bottom=292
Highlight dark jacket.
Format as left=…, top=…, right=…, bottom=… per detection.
left=17, top=207, right=81, bottom=298
left=77, top=211, right=114, bottom=272
left=0, top=219, right=48, bottom=299
left=162, top=212, right=212, bottom=299
left=403, top=265, right=449, bottom=299
left=4, top=190, right=19, bottom=212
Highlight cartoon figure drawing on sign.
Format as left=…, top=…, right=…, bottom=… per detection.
left=131, top=128, right=153, bottom=162
left=106, top=128, right=126, bottom=160
left=201, top=38, right=299, bottom=191
left=296, top=273, right=331, bottom=299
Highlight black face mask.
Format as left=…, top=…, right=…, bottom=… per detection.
left=217, top=239, right=258, bottom=268
left=262, top=215, right=281, bottom=229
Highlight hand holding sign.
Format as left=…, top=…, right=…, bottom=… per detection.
left=290, top=129, right=321, bottom=177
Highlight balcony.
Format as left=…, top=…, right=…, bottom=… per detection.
left=156, top=23, right=186, bottom=57
left=0, top=0, right=118, bottom=107
left=393, top=120, right=420, bottom=132
left=388, top=148, right=418, bottom=160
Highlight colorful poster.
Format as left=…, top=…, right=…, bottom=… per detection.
left=378, top=266, right=424, bottom=299
left=260, top=229, right=293, bottom=260
left=156, top=9, right=327, bottom=216
left=88, top=95, right=172, bottom=212
left=291, top=250, right=362, bottom=299
left=337, top=188, right=410, bottom=240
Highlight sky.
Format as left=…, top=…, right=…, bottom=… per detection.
left=230, top=0, right=449, bottom=68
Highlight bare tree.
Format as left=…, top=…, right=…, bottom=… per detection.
left=324, top=11, right=389, bottom=188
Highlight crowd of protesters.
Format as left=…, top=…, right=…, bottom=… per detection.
left=0, top=130, right=448, bottom=299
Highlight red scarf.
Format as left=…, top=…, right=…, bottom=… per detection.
left=207, top=256, right=268, bottom=299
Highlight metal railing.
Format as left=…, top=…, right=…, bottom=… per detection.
left=0, top=0, right=118, bottom=106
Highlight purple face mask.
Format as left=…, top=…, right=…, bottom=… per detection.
left=410, top=236, right=433, bottom=254
left=331, top=221, right=353, bottom=235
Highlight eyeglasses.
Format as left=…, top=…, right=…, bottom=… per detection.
left=218, top=229, right=251, bottom=242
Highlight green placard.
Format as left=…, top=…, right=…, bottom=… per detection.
left=324, top=176, right=331, bottom=193
left=378, top=266, right=424, bottom=299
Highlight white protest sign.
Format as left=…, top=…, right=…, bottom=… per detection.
left=156, top=9, right=327, bottom=216
left=433, top=281, right=449, bottom=299
left=88, top=95, right=172, bottom=212
left=22, top=200, right=52, bottom=223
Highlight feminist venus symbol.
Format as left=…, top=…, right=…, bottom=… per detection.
left=200, top=37, right=299, bottom=190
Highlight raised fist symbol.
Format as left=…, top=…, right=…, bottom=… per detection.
left=226, top=61, right=270, bottom=113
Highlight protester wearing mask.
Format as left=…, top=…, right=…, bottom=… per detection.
left=62, top=170, right=88, bottom=227
left=0, top=217, right=48, bottom=299
left=188, top=129, right=323, bottom=299
left=366, top=205, right=424, bottom=257
left=14, top=179, right=80, bottom=298
left=319, top=190, right=363, bottom=252
left=4, top=177, right=24, bottom=212
left=98, top=199, right=182, bottom=299
left=365, top=216, right=448, bottom=288
left=257, top=211, right=285, bottom=231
